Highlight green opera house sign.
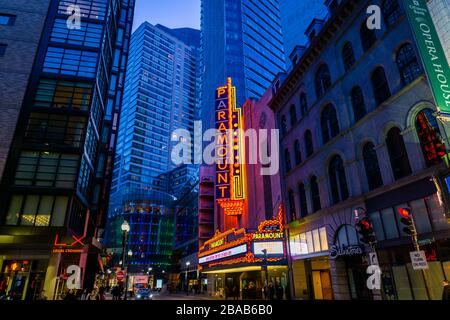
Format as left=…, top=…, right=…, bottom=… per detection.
left=402, top=0, right=450, bottom=119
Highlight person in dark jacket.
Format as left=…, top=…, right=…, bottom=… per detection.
left=443, top=280, right=450, bottom=301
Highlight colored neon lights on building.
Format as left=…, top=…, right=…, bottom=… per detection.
left=215, top=78, right=246, bottom=216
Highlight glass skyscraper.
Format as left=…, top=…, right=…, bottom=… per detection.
left=106, top=22, right=200, bottom=274
left=200, top=0, right=286, bottom=131
left=0, top=0, right=135, bottom=299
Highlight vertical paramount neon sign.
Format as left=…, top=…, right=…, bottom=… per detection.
left=215, top=78, right=246, bottom=216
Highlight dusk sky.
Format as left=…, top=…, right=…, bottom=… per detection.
left=133, top=0, right=201, bottom=31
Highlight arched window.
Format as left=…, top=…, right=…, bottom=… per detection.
left=310, top=176, right=321, bottom=213
left=315, top=64, right=332, bottom=98
left=329, top=155, right=349, bottom=204
left=290, top=104, right=297, bottom=126
left=371, top=67, right=391, bottom=105
left=363, top=142, right=383, bottom=190
left=285, top=149, right=292, bottom=172
left=298, top=183, right=308, bottom=218
left=382, top=0, right=404, bottom=28
left=360, top=20, right=377, bottom=52
left=300, top=93, right=308, bottom=116
left=396, top=43, right=422, bottom=86
left=321, top=104, right=340, bottom=144
left=288, top=189, right=297, bottom=221
left=294, top=139, right=302, bottom=165
left=281, top=115, right=287, bottom=136
left=304, top=130, right=314, bottom=158
left=342, top=42, right=356, bottom=72
left=415, top=108, right=446, bottom=167
left=351, top=86, right=366, bottom=122
left=386, top=127, right=412, bottom=180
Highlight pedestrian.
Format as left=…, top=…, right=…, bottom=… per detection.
left=268, top=282, right=275, bottom=300
left=36, top=289, right=47, bottom=301
left=98, top=286, right=106, bottom=300
left=87, top=289, right=99, bottom=300
left=442, top=280, right=450, bottom=300
left=276, top=283, right=284, bottom=300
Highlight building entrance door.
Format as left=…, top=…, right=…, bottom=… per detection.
left=312, top=270, right=333, bottom=300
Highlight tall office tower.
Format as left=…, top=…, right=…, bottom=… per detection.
left=106, top=23, right=200, bottom=274
left=110, top=22, right=200, bottom=195
left=200, top=0, right=286, bottom=132
left=0, top=0, right=134, bottom=300
left=279, top=0, right=327, bottom=62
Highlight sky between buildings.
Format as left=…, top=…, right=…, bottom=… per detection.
left=133, top=0, right=201, bottom=31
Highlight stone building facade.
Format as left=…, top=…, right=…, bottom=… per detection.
left=271, top=0, right=450, bottom=300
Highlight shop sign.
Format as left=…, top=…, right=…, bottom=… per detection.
left=402, top=0, right=450, bottom=118
left=252, top=232, right=283, bottom=240
left=52, top=234, right=86, bottom=254
left=410, top=250, right=429, bottom=270
left=116, top=271, right=125, bottom=282
left=368, top=252, right=379, bottom=266
left=199, top=244, right=247, bottom=264
left=329, top=245, right=364, bottom=259
left=210, top=238, right=225, bottom=249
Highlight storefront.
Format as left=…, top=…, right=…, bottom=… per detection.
left=199, top=210, right=288, bottom=299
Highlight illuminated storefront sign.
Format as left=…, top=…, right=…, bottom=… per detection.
left=199, top=205, right=286, bottom=268
left=215, top=77, right=246, bottom=215
left=199, top=244, right=248, bottom=264
left=52, top=234, right=86, bottom=253
left=402, top=0, right=450, bottom=119
left=253, top=241, right=285, bottom=257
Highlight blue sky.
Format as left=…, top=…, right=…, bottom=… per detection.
left=133, top=0, right=201, bottom=31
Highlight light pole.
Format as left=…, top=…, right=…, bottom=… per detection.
left=120, top=220, right=130, bottom=300
left=185, top=261, right=191, bottom=295
left=261, top=249, right=268, bottom=299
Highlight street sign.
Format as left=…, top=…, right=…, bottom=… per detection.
left=116, top=271, right=125, bottom=282
left=369, top=252, right=379, bottom=266
left=410, top=251, right=429, bottom=270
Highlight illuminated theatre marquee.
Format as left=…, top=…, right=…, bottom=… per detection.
left=215, top=78, right=246, bottom=216
left=198, top=205, right=287, bottom=268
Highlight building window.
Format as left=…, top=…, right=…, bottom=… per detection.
left=14, top=151, right=79, bottom=188
left=58, top=0, right=108, bottom=21
left=280, top=115, right=287, bottom=136
left=360, top=20, right=377, bottom=52
left=290, top=104, right=297, bottom=127
left=0, top=44, right=7, bottom=57
left=33, top=79, right=92, bottom=111
left=43, top=47, right=98, bottom=77
left=300, top=93, right=308, bottom=116
left=298, top=183, right=308, bottom=218
left=415, top=108, right=446, bottom=167
left=25, top=113, right=86, bottom=148
left=342, top=42, right=356, bottom=72
left=51, top=18, right=103, bottom=48
left=363, top=142, right=383, bottom=190
left=396, top=43, right=422, bottom=86
left=78, top=158, right=93, bottom=198
left=5, top=194, right=69, bottom=227
left=0, top=13, right=16, bottom=25
left=285, top=149, right=292, bottom=173
left=351, top=86, right=367, bottom=122
left=288, top=189, right=297, bottom=221
left=329, top=155, right=349, bottom=204
left=382, top=0, right=404, bottom=28
left=304, top=130, right=314, bottom=158
left=315, top=64, right=332, bottom=98
left=386, top=127, right=412, bottom=180
left=294, top=140, right=302, bottom=165
left=321, top=104, right=340, bottom=144
left=310, top=176, right=321, bottom=213
left=371, top=67, right=391, bottom=105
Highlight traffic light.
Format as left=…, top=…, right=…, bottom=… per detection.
left=398, top=207, right=415, bottom=235
left=356, top=217, right=376, bottom=245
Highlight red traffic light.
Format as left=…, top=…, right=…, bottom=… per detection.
left=398, top=207, right=411, bottom=218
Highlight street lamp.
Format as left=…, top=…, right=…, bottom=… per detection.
left=185, top=261, right=191, bottom=295
left=121, top=220, right=130, bottom=300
